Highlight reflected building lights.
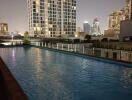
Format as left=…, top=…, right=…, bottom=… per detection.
left=34, top=48, right=43, bottom=79
left=121, top=68, right=132, bottom=88
left=12, top=48, right=16, bottom=66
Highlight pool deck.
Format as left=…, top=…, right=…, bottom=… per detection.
left=0, top=57, right=28, bottom=100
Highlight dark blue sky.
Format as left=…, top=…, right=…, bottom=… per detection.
left=0, top=0, right=125, bottom=33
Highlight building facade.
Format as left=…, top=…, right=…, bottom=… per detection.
left=104, top=0, right=132, bottom=39
left=27, top=0, right=76, bottom=37
left=108, top=11, right=126, bottom=32
left=120, top=18, right=132, bottom=41
left=0, top=23, right=8, bottom=35
left=126, top=0, right=132, bottom=19
left=108, top=0, right=132, bottom=32
left=119, top=0, right=132, bottom=41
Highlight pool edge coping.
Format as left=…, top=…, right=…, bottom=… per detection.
left=37, top=46, right=132, bottom=67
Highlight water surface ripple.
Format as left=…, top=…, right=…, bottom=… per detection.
left=0, top=47, right=132, bottom=100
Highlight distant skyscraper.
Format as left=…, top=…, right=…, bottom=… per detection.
left=83, top=21, right=91, bottom=34
left=27, top=0, right=76, bottom=37
left=91, top=18, right=101, bottom=36
left=0, top=23, right=8, bottom=35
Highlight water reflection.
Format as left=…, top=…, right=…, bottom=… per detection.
left=0, top=47, right=132, bottom=100
left=11, top=48, right=17, bottom=67
left=32, top=48, right=74, bottom=100
left=82, top=59, right=88, bottom=69
left=121, top=68, right=132, bottom=88
left=34, top=48, right=42, bottom=67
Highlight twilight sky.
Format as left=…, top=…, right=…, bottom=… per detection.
left=0, top=0, right=125, bottom=33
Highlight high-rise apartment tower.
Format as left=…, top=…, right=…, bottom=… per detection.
left=27, top=0, right=76, bottom=37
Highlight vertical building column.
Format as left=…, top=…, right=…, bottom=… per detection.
left=44, top=0, right=49, bottom=37
left=74, top=44, right=77, bottom=52
left=62, top=44, right=64, bottom=50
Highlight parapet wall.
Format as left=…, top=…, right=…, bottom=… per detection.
left=0, top=57, right=28, bottom=100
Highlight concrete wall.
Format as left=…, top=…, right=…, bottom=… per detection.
left=101, top=49, right=132, bottom=62
left=101, top=49, right=120, bottom=60
left=0, top=57, right=28, bottom=100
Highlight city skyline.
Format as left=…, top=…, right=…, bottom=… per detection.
left=0, top=0, right=125, bottom=33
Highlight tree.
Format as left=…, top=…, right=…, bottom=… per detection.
left=85, top=35, right=91, bottom=40
left=23, top=31, right=31, bottom=45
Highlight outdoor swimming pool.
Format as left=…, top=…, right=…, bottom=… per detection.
left=0, top=47, right=132, bottom=100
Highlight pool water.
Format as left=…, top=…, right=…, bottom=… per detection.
left=0, top=47, right=132, bottom=100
